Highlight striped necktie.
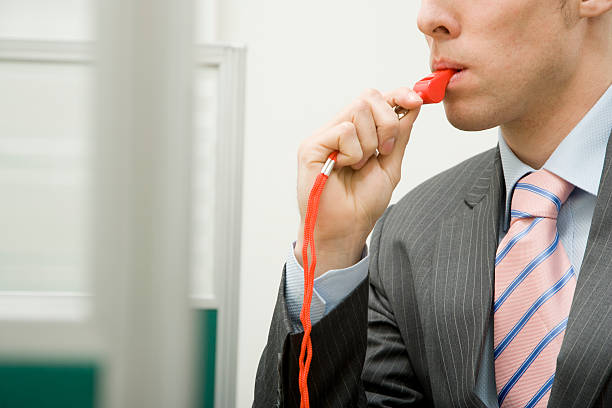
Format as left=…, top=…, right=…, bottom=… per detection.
left=494, top=168, right=576, bottom=408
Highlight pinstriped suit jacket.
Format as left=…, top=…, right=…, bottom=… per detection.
left=253, top=132, right=612, bottom=407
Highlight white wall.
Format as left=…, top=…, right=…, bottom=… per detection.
left=0, top=0, right=215, bottom=45
left=217, top=1, right=498, bottom=406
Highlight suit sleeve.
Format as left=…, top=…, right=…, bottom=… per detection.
left=252, top=206, right=428, bottom=407
left=285, top=240, right=369, bottom=329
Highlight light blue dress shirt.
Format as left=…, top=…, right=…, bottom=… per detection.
left=284, top=82, right=612, bottom=365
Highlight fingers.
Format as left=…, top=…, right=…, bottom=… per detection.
left=358, top=88, right=399, bottom=158
left=327, top=88, right=403, bottom=170
left=302, top=86, right=424, bottom=176
left=347, top=98, right=378, bottom=170
left=300, top=121, right=363, bottom=169
left=384, top=86, right=423, bottom=135
left=378, top=87, right=423, bottom=183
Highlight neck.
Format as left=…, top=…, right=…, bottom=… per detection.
left=500, top=42, right=611, bottom=169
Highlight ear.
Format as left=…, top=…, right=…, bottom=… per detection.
left=579, top=0, right=612, bottom=17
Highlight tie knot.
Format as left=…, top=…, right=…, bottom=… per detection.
left=510, top=169, right=574, bottom=223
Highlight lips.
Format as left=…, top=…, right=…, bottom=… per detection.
left=431, top=59, right=466, bottom=73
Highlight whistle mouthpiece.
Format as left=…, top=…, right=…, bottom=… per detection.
left=413, top=69, right=457, bottom=104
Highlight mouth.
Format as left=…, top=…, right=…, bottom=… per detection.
left=431, top=59, right=467, bottom=88
left=431, top=59, right=466, bottom=73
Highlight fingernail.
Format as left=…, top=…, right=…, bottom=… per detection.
left=382, top=138, right=396, bottom=155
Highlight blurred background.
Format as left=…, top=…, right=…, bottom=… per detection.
left=0, top=0, right=496, bottom=407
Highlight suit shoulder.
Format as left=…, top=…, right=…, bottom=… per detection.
left=383, top=146, right=497, bottom=232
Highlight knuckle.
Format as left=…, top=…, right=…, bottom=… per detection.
left=297, top=139, right=310, bottom=161
left=363, top=87, right=382, bottom=99
left=341, top=120, right=356, bottom=134
left=398, top=86, right=413, bottom=94
left=352, top=98, right=369, bottom=112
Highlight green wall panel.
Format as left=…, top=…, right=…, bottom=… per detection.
left=0, top=361, right=97, bottom=408
left=0, top=310, right=217, bottom=408
left=199, top=309, right=217, bottom=408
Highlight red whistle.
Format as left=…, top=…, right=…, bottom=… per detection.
left=394, top=69, right=457, bottom=119
left=414, top=69, right=457, bottom=104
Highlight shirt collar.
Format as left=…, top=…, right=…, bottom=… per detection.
left=498, top=84, right=612, bottom=231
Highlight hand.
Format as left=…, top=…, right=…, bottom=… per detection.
left=295, top=87, right=423, bottom=278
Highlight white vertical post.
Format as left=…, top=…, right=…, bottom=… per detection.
left=213, top=46, right=246, bottom=408
left=92, top=1, right=195, bottom=407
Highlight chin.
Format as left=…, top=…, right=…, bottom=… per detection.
left=442, top=96, right=502, bottom=132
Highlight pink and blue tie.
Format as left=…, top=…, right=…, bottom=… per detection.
left=494, top=169, right=576, bottom=407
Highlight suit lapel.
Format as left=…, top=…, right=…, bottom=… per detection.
left=426, top=146, right=504, bottom=408
left=548, top=129, right=612, bottom=408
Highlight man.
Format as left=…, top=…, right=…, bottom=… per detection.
left=254, top=0, right=612, bottom=406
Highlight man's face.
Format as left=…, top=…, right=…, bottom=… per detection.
left=418, top=0, right=581, bottom=131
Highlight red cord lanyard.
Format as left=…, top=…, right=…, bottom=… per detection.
left=298, top=150, right=338, bottom=408
left=294, top=69, right=457, bottom=407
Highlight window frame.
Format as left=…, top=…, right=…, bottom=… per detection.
left=0, top=39, right=246, bottom=407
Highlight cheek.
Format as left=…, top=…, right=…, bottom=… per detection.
left=487, top=16, right=574, bottom=104
left=465, top=0, right=558, bottom=68
left=464, top=7, right=568, bottom=95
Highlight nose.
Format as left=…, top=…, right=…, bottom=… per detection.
left=417, top=0, right=460, bottom=40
